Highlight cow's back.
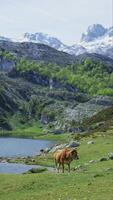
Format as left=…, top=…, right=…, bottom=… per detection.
left=54, top=149, right=71, bottom=163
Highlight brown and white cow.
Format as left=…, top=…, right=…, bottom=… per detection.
left=54, top=148, right=79, bottom=173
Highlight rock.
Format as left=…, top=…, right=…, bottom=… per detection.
left=108, top=153, right=113, bottom=160
left=50, top=140, right=80, bottom=153
left=67, top=141, right=80, bottom=148
left=44, top=147, right=51, bottom=153
left=40, top=114, right=48, bottom=124
left=28, top=167, right=47, bottom=173
left=40, top=147, right=51, bottom=154
left=74, top=165, right=85, bottom=172
left=68, top=127, right=84, bottom=133
left=0, top=57, right=15, bottom=72
left=99, top=157, right=108, bottom=162
left=31, top=159, right=35, bottom=162
left=87, top=141, right=94, bottom=145
left=89, top=160, right=96, bottom=164
left=1, top=159, right=7, bottom=163
left=53, top=130, right=63, bottom=134
left=6, top=158, right=11, bottom=162
left=93, top=173, right=103, bottom=178
left=50, top=143, right=68, bottom=153
left=74, top=165, right=83, bottom=170
left=40, top=149, right=44, bottom=153
left=105, top=168, right=113, bottom=172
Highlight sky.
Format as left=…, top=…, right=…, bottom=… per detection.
left=0, top=0, right=112, bottom=45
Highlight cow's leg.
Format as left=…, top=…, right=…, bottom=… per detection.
left=62, top=163, right=64, bottom=173
left=55, top=159, right=60, bottom=172
left=58, top=163, right=61, bottom=173
left=55, top=159, right=58, bottom=171
left=68, top=163, right=70, bottom=172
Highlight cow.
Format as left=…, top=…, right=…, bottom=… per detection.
left=54, top=148, right=79, bottom=173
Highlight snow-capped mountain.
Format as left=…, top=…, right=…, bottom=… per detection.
left=19, top=32, right=87, bottom=56
left=81, top=24, right=107, bottom=42
left=61, top=44, right=86, bottom=56
left=0, top=24, right=113, bottom=58
left=80, top=25, right=113, bottom=58
left=19, top=32, right=67, bottom=50
left=0, top=35, right=11, bottom=41
left=62, top=25, right=113, bottom=58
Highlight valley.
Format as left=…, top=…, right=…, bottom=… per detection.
left=0, top=23, right=113, bottom=200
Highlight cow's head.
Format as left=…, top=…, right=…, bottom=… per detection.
left=71, top=149, right=79, bottom=160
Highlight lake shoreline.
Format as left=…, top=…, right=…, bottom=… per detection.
left=0, top=137, right=56, bottom=174
left=0, top=130, right=71, bottom=143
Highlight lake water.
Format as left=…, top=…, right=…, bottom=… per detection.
left=0, top=137, right=54, bottom=174
left=0, top=163, right=41, bottom=174
left=0, top=137, right=53, bottom=157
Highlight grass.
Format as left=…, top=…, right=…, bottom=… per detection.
left=0, top=163, right=113, bottom=200
left=0, top=133, right=113, bottom=200
left=0, top=113, right=71, bottom=141
left=0, top=126, right=71, bottom=142
left=25, top=167, right=47, bottom=174
left=9, top=133, right=113, bottom=168
left=0, top=129, right=113, bottom=200
left=37, top=132, right=71, bottom=142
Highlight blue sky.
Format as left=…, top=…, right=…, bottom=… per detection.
left=0, top=0, right=112, bottom=44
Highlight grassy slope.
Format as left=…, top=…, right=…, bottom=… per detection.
left=0, top=133, right=113, bottom=200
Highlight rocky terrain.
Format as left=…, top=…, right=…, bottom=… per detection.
left=0, top=39, right=113, bottom=134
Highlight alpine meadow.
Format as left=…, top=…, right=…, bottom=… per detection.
left=0, top=0, right=113, bottom=200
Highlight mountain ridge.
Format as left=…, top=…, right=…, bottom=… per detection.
left=1, top=38, right=113, bottom=132
left=0, top=24, right=113, bottom=58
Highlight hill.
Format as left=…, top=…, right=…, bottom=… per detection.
left=0, top=40, right=113, bottom=135
left=0, top=40, right=75, bottom=67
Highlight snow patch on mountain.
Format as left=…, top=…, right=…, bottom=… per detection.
left=19, top=32, right=67, bottom=50
left=80, top=26, right=113, bottom=58
left=0, top=24, right=113, bottom=58
left=0, top=35, right=11, bottom=42
left=61, top=44, right=86, bottom=56
left=81, top=24, right=107, bottom=42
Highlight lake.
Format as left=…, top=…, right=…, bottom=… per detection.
left=0, top=137, right=54, bottom=174
left=0, top=163, right=41, bottom=174
left=0, top=137, right=53, bottom=157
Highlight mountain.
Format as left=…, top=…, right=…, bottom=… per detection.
left=0, top=35, right=11, bottom=42
left=60, top=44, right=86, bottom=56
left=19, top=33, right=87, bottom=56
left=80, top=25, right=113, bottom=58
left=1, top=39, right=113, bottom=133
left=1, top=39, right=113, bottom=73
left=20, top=25, right=113, bottom=58
left=81, top=24, right=107, bottom=42
left=0, top=40, right=76, bottom=71
left=19, top=32, right=67, bottom=50
left=0, top=24, right=113, bottom=58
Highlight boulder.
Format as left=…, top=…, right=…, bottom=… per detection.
left=67, top=141, right=80, bottom=148
left=87, top=141, right=94, bottom=145
left=99, top=157, right=108, bottom=162
left=50, top=143, right=67, bottom=153
left=108, top=153, right=113, bottom=160
left=50, top=140, right=80, bottom=153
left=89, top=160, right=96, bottom=164
left=53, top=130, right=64, bottom=134
left=44, top=147, right=51, bottom=153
